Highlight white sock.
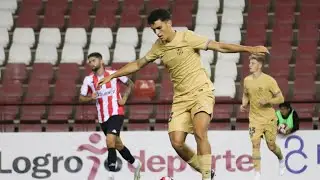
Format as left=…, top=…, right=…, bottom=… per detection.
left=108, top=171, right=114, bottom=178
left=279, top=159, right=285, bottom=163
left=255, top=171, right=261, bottom=176
left=132, top=159, right=140, bottom=169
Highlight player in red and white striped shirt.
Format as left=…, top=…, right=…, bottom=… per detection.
left=79, top=52, right=141, bottom=180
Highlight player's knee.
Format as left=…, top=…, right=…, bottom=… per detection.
left=115, top=137, right=124, bottom=150
left=170, top=138, right=184, bottom=150
left=115, top=141, right=124, bottom=150
left=107, top=141, right=116, bottom=148
left=194, top=131, right=208, bottom=142
left=106, top=134, right=116, bottom=148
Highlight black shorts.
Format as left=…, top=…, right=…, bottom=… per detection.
left=100, top=115, right=124, bottom=136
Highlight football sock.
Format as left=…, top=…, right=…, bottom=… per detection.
left=118, top=146, right=135, bottom=164
left=252, top=147, right=261, bottom=172
left=187, top=154, right=201, bottom=172
left=273, top=145, right=283, bottom=160
left=199, top=154, right=211, bottom=179
left=108, top=148, right=117, bottom=172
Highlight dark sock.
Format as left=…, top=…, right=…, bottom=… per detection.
left=118, top=146, right=135, bottom=164
left=108, top=148, right=117, bottom=172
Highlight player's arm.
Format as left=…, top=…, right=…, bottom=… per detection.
left=288, top=111, right=299, bottom=133
left=207, top=41, right=268, bottom=54
left=268, top=93, right=284, bottom=105
left=240, top=93, right=249, bottom=112
left=98, top=42, right=160, bottom=86
left=97, top=57, right=152, bottom=86
left=118, top=77, right=134, bottom=105
left=79, top=77, right=96, bottom=103
left=242, top=91, right=249, bottom=106
left=267, top=79, right=284, bottom=105
left=79, top=95, right=95, bottom=103
left=112, top=57, right=150, bottom=79
left=240, top=79, right=249, bottom=111
left=185, top=30, right=268, bottom=54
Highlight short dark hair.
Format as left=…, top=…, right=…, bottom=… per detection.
left=147, top=8, right=171, bottom=25
left=279, top=101, right=291, bottom=109
left=87, top=52, right=102, bottom=59
left=249, top=53, right=266, bottom=65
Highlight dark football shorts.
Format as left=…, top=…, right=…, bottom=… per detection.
left=100, top=115, right=124, bottom=136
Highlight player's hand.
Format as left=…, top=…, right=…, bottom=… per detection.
left=117, top=98, right=127, bottom=106
left=91, top=92, right=97, bottom=100
left=251, top=46, right=269, bottom=54
left=278, top=124, right=285, bottom=131
left=259, top=99, right=269, bottom=106
left=240, top=104, right=248, bottom=112
left=280, top=128, right=287, bottom=134
left=97, top=76, right=112, bottom=87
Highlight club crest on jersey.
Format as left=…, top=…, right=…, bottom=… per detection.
left=176, top=48, right=183, bottom=55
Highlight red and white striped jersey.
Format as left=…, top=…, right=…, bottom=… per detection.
left=80, top=69, right=128, bottom=123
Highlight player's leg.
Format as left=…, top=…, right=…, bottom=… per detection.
left=264, top=120, right=285, bottom=175
left=190, top=92, right=215, bottom=180
left=192, top=111, right=212, bottom=180
left=249, top=124, right=263, bottom=180
left=100, top=119, right=117, bottom=179
left=111, top=115, right=136, bottom=164
left=107, top=115, right=141, bottom=180
left=192, top=112, right=211, bottom=154
left=264, top=120, right=283, bottom=159
left=115, top=137, right=142, bottom=179
left=168, top=109, right=202, bottom=173
left=169, top=130, right=201, bottom=172
left=106, top=133, right=117, bottom=178
left=115, top=137, right=134, bottom=164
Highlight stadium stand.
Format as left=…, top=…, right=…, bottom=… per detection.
left=0, top=0, right=319, bottom=132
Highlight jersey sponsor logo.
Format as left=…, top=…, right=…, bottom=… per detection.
left=96, top=89, right=116, bottom=98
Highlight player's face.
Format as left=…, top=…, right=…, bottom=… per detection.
left=280, top=107, right=289, bottom=116
left=249, top=58, right=262, bottom=73
left=87, top=57, right=103, bottom=72
left=151, top=20, right=173, bottom=41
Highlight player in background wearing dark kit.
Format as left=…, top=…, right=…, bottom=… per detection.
left=79, top=52, right=142, bottom=180
left=97, top=9, right=269, bottom=180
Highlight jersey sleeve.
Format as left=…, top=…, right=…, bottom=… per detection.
left=109, top=70, right=129, bottom=83
left=80, top=77, right=91, bottom=96
left=185, top=30, right=210, bottom=50
left=118, top=76, right=129, bottom=83
left=145, top=41, right=161, bottom=62
left=269, top=78, right=281, bottom=95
